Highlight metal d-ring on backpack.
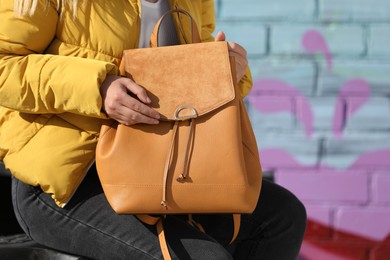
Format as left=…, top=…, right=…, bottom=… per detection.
left=96, top=9, right=262, bottom=260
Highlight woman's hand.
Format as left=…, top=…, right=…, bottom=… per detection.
left=215, top=31, right=248, bottom=83
left=100, top=75, right=160, bottom=125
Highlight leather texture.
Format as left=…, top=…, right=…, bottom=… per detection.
left=121, top=42, right=235, bottom=120
left=96, top=45, right=262, bottom=215
left=96, top=9, right=262, bottom=215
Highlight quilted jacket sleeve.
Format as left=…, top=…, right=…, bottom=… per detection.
left=201, top=0, right=253, bottom=97
left=0, top=0, right=117, bottom=118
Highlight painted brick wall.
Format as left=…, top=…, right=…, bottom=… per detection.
left=214, top=0, right=390, bottom=259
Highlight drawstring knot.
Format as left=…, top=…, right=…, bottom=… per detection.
left=160, top=106, right=197, bottom=209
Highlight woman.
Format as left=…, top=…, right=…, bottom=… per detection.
left=0, top=0, right=306, bottom=259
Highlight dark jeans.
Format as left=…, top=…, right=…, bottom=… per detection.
left=12, top=166, right=306, bottom=260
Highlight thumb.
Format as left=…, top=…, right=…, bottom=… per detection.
left=215, top=31, right=226, bottom=42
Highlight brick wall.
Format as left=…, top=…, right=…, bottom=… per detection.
left=214, top=0, right=390, bottom=259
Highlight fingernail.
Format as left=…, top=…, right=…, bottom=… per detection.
left=146, top=97, right=152, bottom=103
left=153, top=119, right=160, bottom=124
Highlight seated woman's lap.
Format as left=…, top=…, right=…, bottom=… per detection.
left=12, top=166, right=305, bottom=260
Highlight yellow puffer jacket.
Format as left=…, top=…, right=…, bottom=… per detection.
left=0, top=0, right=253, bottom=207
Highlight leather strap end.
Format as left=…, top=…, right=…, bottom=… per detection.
left=229, top=214, right=241, bottom=245
left=157, top=219, right=172, bottom=260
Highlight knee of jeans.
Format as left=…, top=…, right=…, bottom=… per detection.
left=200, top=245, right=233, bottom=260
left=182, top=240, right=233, bottom=260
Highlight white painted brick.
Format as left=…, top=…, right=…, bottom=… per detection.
left=323, top=135, right=390, bottom=169
left=297, top=97, right=344, bottom=132
left=214, top=22, right=267, bottom=56
left=247, top=96, right=295, bottom=131
left=319, top=0, right=390, bottom=21
left=217, top=0, right=315, bottom=20
left=257, top=133, right=321, bottom=168
left=369, top=25, right=390, bottom=57
left=318, top=61, right=390, bottom=96
left=345, top=97, right=390, bottom=131
left=271, top=25, right=364, bottom=56
left=248, top=59, right=316, bottom=95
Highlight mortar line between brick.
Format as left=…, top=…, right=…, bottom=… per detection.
left=216, top=17, right=390, bottom=24
left=366, top=171, right=373, bottom=206
left=215, top=0, right=222, bottom=19
left=313, top=61, right=320, bottom=96
left=314, top=0, right=320, bottom=20
left=318, top=137, right=326, bottom=168
left=247, top=54, right=390, bottom=61
left=265, top=25, right=271, bottom=55
left=362, top=24, right=370, bottom=58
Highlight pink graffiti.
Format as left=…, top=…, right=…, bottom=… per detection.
left=250, top=78, right=314, bottom=137
left=247, top=96, right=292, bottom=113
left=333, top=78, right=371, bottom=138
left=302, top=29, right=333, bottom=71
left=350, top=149, right=390, bottom=169
left=261, top=148, right=315, bottom=170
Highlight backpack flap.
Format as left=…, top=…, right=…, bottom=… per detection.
left=120, top=41, right=236, bottom=121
